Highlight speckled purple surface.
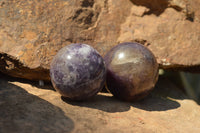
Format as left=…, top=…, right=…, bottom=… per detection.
left=104, top=42, right=159, bottom=101
left=50, top=44, right=106, bottom=100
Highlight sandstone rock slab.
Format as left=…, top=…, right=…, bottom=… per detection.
left=0, top=0, right=200, bottom=80
left=119, top=0, right=200, bottom=70
left=0, top=75, right=200, bottom=133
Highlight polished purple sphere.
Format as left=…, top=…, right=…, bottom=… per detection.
left=104, top=42, right=159, bottom=101
left=50, top=44, right=106, bottom=101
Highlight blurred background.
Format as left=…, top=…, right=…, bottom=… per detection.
left=159, top=69, right=200, bottom=104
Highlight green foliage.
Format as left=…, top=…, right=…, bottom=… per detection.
left=160, top=69, right=200, bottom=104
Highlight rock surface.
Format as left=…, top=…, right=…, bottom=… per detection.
left=0, top=0, right=200, bottom=80
left=0, top=75, right=200, bottom=133
left=119, top=0, right=200, bottom=70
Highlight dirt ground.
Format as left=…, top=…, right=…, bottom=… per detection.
left=0, top=75, right=200, bottom=133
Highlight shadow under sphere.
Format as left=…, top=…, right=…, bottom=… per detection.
left=62, top=77, right=181, bottom=112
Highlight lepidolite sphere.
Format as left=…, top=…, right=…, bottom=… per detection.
left=104, top=42, right=159, bottom=101
left=50, top=44, right=106, bottom=101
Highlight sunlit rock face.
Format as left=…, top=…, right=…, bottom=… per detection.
left=50, top=44, right=106, bottom=101
left=104, top=42, right=159, bottom=101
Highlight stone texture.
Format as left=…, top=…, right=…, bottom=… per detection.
left=1, top=74, right=200, bottom=133
left=0, top=75, right=74, bottom=133
left=50, top=44, right=106, bottom=100
left=104, top=42, right=159, bottom=101
left=0, top=0, right=200, bottom=80
left=119, top=0, right=200, bottom=70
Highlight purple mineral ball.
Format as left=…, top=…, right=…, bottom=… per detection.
left=50, top=44, right=106, bottom=101
left=104, top=42, right=159, bottom=101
